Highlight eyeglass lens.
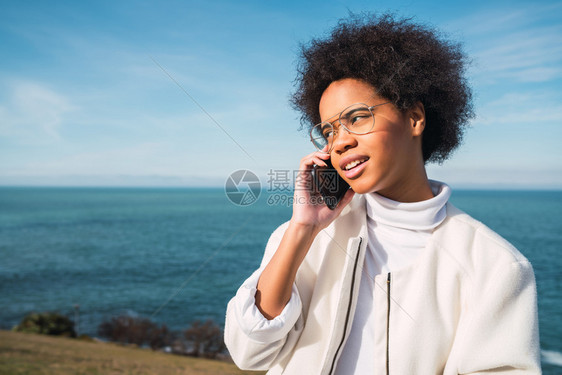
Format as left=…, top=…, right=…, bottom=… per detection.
left=310, top=104, right=374, bottom=151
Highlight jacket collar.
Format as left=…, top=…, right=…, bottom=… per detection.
left=312, top=194, right=369, bottom=272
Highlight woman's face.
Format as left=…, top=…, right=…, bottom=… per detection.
left=319, top=78, right=427, bottom=201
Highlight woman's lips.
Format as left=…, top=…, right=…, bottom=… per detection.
left=342, top=158, right=368, bottom=179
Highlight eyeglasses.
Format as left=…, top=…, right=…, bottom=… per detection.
left=310, top=102, right=391, bottom=153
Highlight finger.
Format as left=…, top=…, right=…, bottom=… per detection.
left=300, top=155, right=328, bottom=168
left=311, top=157, right=328, bottom=167
left=315, top=151, right=331, bottom=159
left=301, top=149, right=331, bottom=163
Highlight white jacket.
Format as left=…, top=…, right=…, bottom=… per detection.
left=224, top=195, right=541, bottom=374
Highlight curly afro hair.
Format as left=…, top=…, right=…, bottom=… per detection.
left=291, top=13, right=474, bottom=163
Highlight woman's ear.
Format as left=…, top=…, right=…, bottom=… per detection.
left=409, top=102, right=426, bottom=137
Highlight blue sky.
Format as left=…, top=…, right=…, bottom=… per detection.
left=1, top=0, right=561, bottom=189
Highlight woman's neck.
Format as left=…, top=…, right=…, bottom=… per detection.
left=377, top=164, right=433, bottom=203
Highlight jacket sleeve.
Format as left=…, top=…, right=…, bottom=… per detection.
left=453, top=260, right=541, bottom=374
left=224, top=222, right=305, bottom=371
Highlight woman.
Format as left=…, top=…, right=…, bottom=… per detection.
left=225, top=14, right=540, bottom=374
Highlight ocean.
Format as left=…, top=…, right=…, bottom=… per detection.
left=0, top=187, right=560, bottom=372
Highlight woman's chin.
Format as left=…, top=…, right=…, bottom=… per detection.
left=346, top=182, right=376, bottom=195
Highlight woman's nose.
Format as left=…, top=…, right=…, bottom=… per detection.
left=332, top=126, right=357, bottom=154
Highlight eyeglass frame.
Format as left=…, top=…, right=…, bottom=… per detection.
left=309, top=101, right=392, bottom=153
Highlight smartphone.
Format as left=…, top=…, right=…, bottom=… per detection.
left=311, top=158, right=350, bottom=210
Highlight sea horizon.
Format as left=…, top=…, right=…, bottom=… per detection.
left=1, top=184, right=561, bottom=191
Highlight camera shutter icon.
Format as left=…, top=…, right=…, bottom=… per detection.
left=225, top=170, right=261, bottom=206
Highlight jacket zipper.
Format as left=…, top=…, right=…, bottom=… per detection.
left=327, top=237, right=363, bottom=375
left=386, top=272, right=391, bottom=375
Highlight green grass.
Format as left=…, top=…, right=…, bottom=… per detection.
left=0, top=330, right=265, bottom=375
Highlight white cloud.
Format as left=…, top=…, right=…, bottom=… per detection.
left=13, top=142, right=168, bottom=176
left=427, top=164, right=562, bottom=189
left=472, top=26, right=562, bottom=83
left=475, top=91, right=562, bottom=126
left=0, top=81, right=75, bottom=142
left=450, top=3, right=562, bottom=84
left=451, top=3, right=560, bottom=36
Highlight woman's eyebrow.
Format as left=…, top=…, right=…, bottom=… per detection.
left=319, top=92, right=385, bottom=122
left=320, top=108, right=345, bottom=123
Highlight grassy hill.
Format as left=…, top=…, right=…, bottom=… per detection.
left=0, top=330, right=265, bottom=375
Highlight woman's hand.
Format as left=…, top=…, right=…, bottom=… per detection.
left=255, top=150, right=354, bottom=319
left=290, top=149, right=355, bottom=235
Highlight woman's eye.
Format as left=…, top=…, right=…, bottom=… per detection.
left=350, top=115, right=362, bottom=124
left=349, top=112, right=369, bottom=125
left=342, top=107, right=369, bottom=123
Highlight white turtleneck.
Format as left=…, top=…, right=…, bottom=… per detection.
left=335, top=180, right=451, bottom=374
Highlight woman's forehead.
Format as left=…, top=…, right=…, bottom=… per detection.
left=319, top=78, right=380, bottom=120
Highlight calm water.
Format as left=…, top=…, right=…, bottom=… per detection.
left=0, top=187, right=560, bottom=372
